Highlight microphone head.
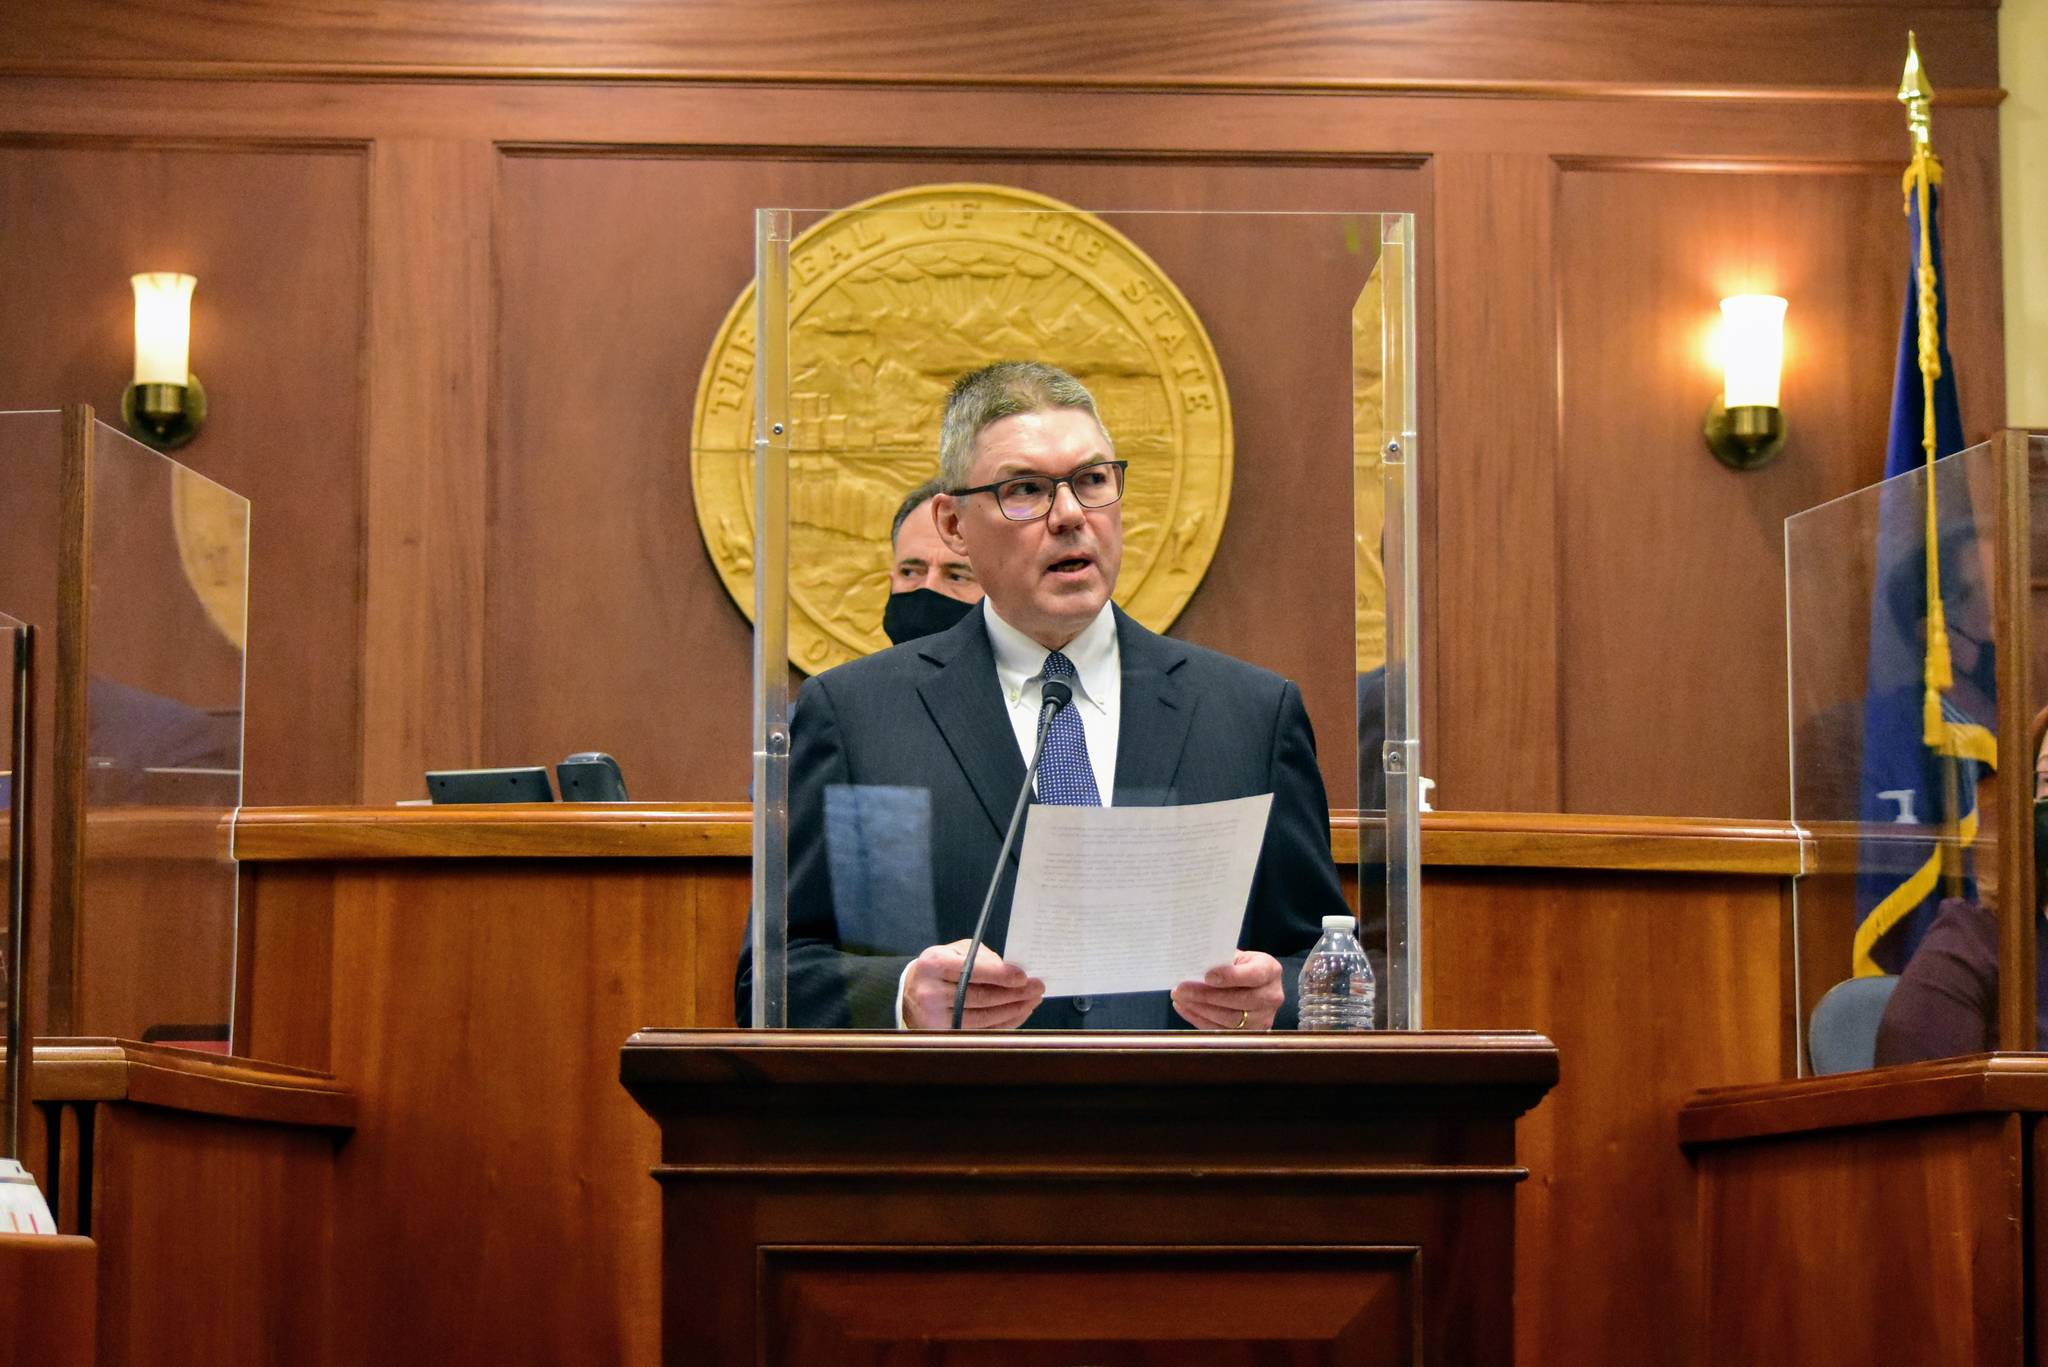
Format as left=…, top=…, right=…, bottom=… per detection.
left=1041, top=680, right=1074, bottom=712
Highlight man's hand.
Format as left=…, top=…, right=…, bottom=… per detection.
left=1171, top=950, right=1285, bottom=1031
left=903, top=939, right=1045, bottom=1030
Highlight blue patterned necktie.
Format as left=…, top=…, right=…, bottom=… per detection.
left=1036, top=651, right=1102, bottom=806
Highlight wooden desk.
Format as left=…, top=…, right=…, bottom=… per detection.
left=0, top=1233, right=96, bottom=1367
left=622, top=1029, right=1558, bottom=1366
left=1681, top=1055, right=2048, bottom=1367
left=15, top=1041, right=353, bottom=1367
left=227, top=804, right=1801, bottom=1367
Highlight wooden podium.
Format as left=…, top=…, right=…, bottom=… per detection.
left=622, top=1029, right=1557, bottom=1366
left=1682, top=1054, right=2048, bottom=1366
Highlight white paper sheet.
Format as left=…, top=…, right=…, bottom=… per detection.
left=999, top=793, right=1274, bottom=997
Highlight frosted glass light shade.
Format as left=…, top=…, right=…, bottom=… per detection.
left=1720, top=294, right=1786, bottom=409
left=131, top=273, right=196, bottom=386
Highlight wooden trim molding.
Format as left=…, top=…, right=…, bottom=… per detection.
left=0, top=76, right=1987, bottom=165
left=231, top=803, right=754, bottom=860
left=1404, top=810, right=1805, bottom=874
left=622, top=1026, right=1560, bottom=1094
left=230, top=802, right=1806, bottom=874
left=0, top=0, right=2001, bottom=96
left=0, top=62, right=2008, bottom=107
left=79, top=808, right=235, bottom=861
left=18, top=1039, right=355, bottom=1130
left=1680, top=1053, right=2048, bottom=1147
left=495, top=140, right=1435, bottom=167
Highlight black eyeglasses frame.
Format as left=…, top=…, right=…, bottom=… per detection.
left=947, top=460, right=1130, bottom=522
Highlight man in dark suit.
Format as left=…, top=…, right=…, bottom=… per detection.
left=738, top=361, right=1348, bottom=1030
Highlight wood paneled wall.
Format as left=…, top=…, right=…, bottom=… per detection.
left=0, top=0, right=2010, bottom=816
left=0, top=141, right=367, bottom=805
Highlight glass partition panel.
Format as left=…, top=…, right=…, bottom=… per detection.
left=2024, top=432, right=2048, bottom=1040
left=73, top=420, right=246, bottom=1051
left=1374, top=214, right=1422, bottom=1028
left=3, top=609, right=30, bottom=1163
left=733, top=198, right=1420, bottom=1030
left=0, top=412, right=64, bottom=1044
left=1788, top=438, right=2005, bottom=1071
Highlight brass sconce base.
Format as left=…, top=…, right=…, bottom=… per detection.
left=122, top=374, right=207, bottom=451
left=1703, top=399, right=1787, bottom=471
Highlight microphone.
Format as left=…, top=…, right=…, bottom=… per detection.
left=951, top=679, right=1073, bottom=1029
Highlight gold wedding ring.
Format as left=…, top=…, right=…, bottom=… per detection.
left=1231, top=1009, right=1250, bottom=1030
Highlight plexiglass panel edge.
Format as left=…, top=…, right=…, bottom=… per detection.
left=750, top=209, right=793, bottom=1029
left=2, top=612, right=30, bottom=1160
left=1379, top=213, right=1422, bottom=1029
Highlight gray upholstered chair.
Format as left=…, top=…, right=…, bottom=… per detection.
left=1807, top=975, right=1901, bottom=1074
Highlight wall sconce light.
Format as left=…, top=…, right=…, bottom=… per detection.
left=1703, top=294, right=1787, bottom=470
left=122, top=272, right=206, bottom=450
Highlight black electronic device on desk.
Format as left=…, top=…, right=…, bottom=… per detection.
left=426, top=766, right=556, bottom=804
left=557, top=751, right=629, bottom=802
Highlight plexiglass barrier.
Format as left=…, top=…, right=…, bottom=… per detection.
left=0, top=410, right=247, bottom=1054
left=78, top=421, right=247, bottom=1048
left=1787, top=435, right=2048, bottom=1072
left=0, top=411, right=63, bottom=1051
left=730, top=197, right=1421, bottom=1030
left=3, top=608, right=30, bottom=1163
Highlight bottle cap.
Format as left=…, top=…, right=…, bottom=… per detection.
left=1321, top=914, right=1357, bottom=931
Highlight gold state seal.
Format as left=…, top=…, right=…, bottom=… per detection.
left=172, top=465, right=249, bottom=653
left=691, top=183, right=1233, bottom=674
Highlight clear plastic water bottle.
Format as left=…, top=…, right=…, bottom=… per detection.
left=1298, top=914, right=1375, bottom=1030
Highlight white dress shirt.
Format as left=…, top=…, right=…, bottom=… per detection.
left=982, top=598, right=1121, bottom=806
left=897, top=599, right=1123, bottom=1026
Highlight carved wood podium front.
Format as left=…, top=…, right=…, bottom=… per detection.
left=622, top=1030, right=1556, bottom=1367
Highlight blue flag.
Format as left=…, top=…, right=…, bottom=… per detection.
left=1852, top=162, right=1991, bottom=976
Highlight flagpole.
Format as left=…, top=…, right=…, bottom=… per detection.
left=1848, top=34, right=1988, bottom=977
left=1897, top=34, right=1968, bottom=897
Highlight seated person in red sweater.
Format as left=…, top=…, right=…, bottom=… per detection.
left=1874, top=707, right=2048, bottom=1065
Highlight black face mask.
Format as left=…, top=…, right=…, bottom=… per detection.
left=2034, top=799, right=2048, bottom=894
left=883, top=588, right=976, bottom=645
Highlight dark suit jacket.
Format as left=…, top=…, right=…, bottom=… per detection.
left=736, top=604, right=1348, bottom=1029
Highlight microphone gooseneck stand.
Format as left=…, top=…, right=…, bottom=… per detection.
left=950, top=680, right=1072, bottom=1030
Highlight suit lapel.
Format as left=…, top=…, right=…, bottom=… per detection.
left=915, top=611, right=1027, bottom=840
left=1111, top=608, right=1195, bottom=806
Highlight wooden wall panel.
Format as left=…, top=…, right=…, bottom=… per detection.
left=0, top=411, right=64, bottom=1034
left=1556, top=160, right=1962, bottom=818
left=0, top=4, right=2013, bottom=822
left=361, top=139, right=492, bottom=801
left=312, top=858, right=747, bottom=1367
left=0, top=140, right=367, bottom=806
left=1432, top=152, right=1562, bottom=810
left=1426, top=867, right=1788, bottom=1367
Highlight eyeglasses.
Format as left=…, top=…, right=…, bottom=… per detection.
left=950, top=460, right=1128, bottom=522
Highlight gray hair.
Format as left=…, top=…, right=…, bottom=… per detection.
left=889, top=477, right=948, bottom=545
left=937, top=362, right=1108, bottom=490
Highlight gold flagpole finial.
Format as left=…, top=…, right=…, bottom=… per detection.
left=1899, top=31, right=1934, bottom=149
